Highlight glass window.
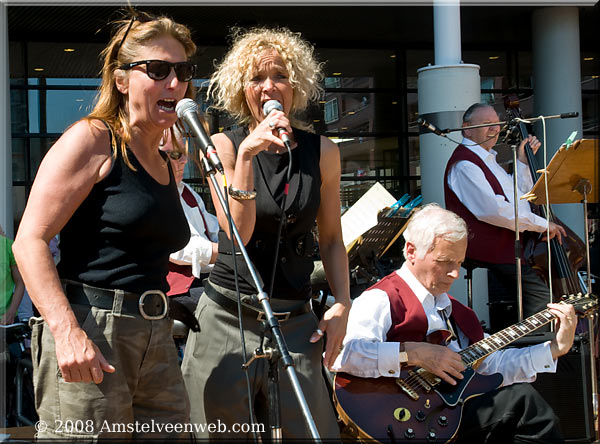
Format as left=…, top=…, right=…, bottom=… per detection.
left=13, top=186, right=28, bottom=232
left=29, top=137, right=59, bottom=179
left=324, top=77, right=341, bottom=89
left=317, top=48, right=397, bottom=89
left=10, top=88, right=28, bottom=134
left=518, top=51, right=533, bottom=89
left=582, top=93, right=600, bottom=133
left=581, top=52, right=599, bottom=91
left=464, top=50, right=514, bottom=90
left=324, top=98, right=339, bottom=124
left=407, top=92, right=419, bottom=132
left=407, top=136, right=421, bottom=177
left=336, top=136, right=401, bottom=178
left=12, top=138, right=27, bottom=183
left=406, top=50, right=434, bottom=88
left=308, top=92, right=401, bottom=134
left=45, top=89, right=98, bottom=133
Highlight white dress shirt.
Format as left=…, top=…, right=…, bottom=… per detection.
left=169, top=182, right=219, bottom=277
left=447, top=138, right=548, bottom=233
left=331, top=264, right=557, bottom=386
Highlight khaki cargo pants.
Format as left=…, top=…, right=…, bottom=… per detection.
left=30, top=297, right=192, bottom=442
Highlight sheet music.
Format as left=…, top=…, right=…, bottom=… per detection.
left=341, top=182, right=396, bottom=247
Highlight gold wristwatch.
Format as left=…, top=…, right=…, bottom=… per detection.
left=399, top=342, right=408, bottom=365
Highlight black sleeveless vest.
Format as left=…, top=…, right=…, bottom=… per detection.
left=210, top=127, right=321, bottom=301
left=57, top=132, right=190, bottom=294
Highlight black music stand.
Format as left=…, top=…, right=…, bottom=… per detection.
left=346, top=208, right=414, bottom=275
left=523, top=138, right=599, bottom=440
left=523, top=138, right=598, bottom=294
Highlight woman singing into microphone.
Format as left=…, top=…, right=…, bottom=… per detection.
left=181, top=27, right=350, bottom=440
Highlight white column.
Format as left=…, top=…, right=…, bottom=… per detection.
left=0, top=2, right=13, bottom=238
left=433, top=0, right=461, bottom=66
left=532, top=7, right=584, bottom=239
left=418, top=0, right=488, bottom=324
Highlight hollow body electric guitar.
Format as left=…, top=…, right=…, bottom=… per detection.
left=334, top=293, right=597, bottom=444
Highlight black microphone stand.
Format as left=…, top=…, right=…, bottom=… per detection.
left=198, top=156, right=321, bottom=442
left=503, top=122, right=525, bottom=321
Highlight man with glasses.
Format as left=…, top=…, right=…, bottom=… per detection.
left=444, top=103, right=566, bottom=325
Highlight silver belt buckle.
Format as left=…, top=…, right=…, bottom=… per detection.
left=138, top=290, right=168, bottom=320
left=257, top=311, right=291, bottom=322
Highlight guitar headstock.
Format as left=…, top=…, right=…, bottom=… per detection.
left=559, top=293, right=598, bottom=317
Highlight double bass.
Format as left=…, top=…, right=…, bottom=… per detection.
left=504, top=95, right=587, bottom=299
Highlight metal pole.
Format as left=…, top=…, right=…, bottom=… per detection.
left=511, top=143, right=524, bottom=322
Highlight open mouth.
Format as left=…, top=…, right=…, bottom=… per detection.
left=158, top=98, right=176, bottom=112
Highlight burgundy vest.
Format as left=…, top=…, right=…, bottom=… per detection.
left=166, top=185, right=208, bottom=296
left=444, top=144, right=516, bottom=264
left=371, top=272, right=484, bottom=345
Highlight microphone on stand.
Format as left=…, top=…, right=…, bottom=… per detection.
left=560, top=112, right=579, bottom=119
left=263, top=100, right=292, bottom=149
left=176, top=99, right=224, bottom=174
left=417, top=118, right=445, bottom=137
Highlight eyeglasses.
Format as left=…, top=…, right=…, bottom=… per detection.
left=119, top=60, right=196, bottom=82
left=167, top=150, right=187, bottom=161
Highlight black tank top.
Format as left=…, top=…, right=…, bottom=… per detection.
left=210, top=127, right=321, bottom=301
left=57, top=130, right=190, bottom=294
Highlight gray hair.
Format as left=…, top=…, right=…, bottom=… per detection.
left=402, top=203, right=467, bottom=260
left=462, top=103, right=494, bottom=137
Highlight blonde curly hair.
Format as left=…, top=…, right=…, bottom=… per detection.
left=86, top=9, right=196, bottom=170
left=208, top=27, right=323, bottom=128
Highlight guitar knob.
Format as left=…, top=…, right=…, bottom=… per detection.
left=438, top=415, right=448, bottom=427
left=427, top=430, right=437, bottom=442
left=404, top=428, right=415, bottom=439
left=416, top=410, right=426, bottom=422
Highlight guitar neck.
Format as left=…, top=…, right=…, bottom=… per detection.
left=459, top=307, right=556, bottom=366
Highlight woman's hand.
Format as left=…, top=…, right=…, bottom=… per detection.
left=238, top=110, right=290, bottom=157
left=54, top=325, right=115, bottom=384
left=310, top=299, right=351, bottom=370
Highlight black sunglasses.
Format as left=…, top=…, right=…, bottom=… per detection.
left=119, top=60, right=196, bottom=82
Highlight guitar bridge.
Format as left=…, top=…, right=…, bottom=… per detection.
left=395, top=378, right=419, bottom=400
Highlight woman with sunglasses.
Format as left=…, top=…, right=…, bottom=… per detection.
left=13, top=10, right=196, bottom=441
left=181, top=27, right=350, bottom=440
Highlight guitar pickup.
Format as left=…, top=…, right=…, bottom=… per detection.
left=415, top=368, right=442, bottom=387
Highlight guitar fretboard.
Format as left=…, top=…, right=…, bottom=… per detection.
left=459, top=294, right=585, bottom=366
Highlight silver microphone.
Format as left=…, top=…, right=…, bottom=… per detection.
left=263, top=99, right=292, bottom=148
left=176, top=99, right=223, bottom=173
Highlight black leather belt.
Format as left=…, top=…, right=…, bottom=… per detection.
left=203, top=280, right=311, bottom=322
left=63, top=280, right=169, bottom=320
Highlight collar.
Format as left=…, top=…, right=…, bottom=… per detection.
left=461, top=137, right=498, bottom=162
left=398, top=264, right=452, bottom=316
left=177, top=182, right=185, bottom=194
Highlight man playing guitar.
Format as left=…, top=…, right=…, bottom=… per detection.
left=332, top=204, right=577, bottom=443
